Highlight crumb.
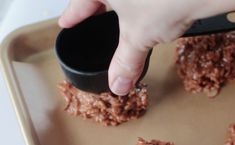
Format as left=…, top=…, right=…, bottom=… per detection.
left=137, top=137, right=174, bottom=145
left=224, top=124, right=235, bottom=145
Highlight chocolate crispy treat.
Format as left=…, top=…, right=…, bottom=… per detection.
left=58, top=81, right=148, bottom=126
left=224, top=124, right=235, bottom=145
left=137, top=137, right=174, bottom=145
left=176, top=32, right=235, bottom=97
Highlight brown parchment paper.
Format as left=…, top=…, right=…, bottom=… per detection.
left=5, top=15, right=235, bottom=145
left=12, top=45, right=235, bottom=145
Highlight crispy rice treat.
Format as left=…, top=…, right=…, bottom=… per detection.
left=58, top=81, right=148, bottom=126
left=176, top=33, right=235, bottom=97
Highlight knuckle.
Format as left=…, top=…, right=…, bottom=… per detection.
left=120, top=31, right=151, bottom=52
left=114, top=54, right=144, bottom=75
left=157, top=35, right=175, bottom=43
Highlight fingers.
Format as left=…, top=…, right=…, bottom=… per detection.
left=58, top=0, right=104, bottom=28
left=108, top=33, right=150, bottom=96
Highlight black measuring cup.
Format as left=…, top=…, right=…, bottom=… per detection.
left=55, top=11, right=235, bottom=94
left=55, top=11, right=151, bottom=93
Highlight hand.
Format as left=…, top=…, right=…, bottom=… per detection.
left=59, top=0, right=235, bottom=96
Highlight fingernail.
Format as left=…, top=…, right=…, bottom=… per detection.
left=111, top=77, right=133, bottom=96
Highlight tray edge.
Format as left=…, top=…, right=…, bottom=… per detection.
left=0, top=18, right=58, bottom=145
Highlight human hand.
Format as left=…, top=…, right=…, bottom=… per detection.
left=59, top=0, right=235, bottom=96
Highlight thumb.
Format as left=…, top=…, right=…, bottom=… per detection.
left=59, top=0, right=104, bottom=28
left=108, top=33, right=150, bottom=96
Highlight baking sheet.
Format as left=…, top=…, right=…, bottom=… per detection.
left=1, top=18, right=235, bottom=145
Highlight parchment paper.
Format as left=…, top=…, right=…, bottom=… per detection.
left=13, top=44, right=235, bottom=145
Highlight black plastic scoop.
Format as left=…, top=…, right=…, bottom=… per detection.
left=56, top=11, right=152, bottom=93
left=55, top=11, right=235, bottom=94
left=184, top=12, right=235, bottom=37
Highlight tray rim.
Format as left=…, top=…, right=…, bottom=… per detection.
left=0, top=18, right=59, bottom=145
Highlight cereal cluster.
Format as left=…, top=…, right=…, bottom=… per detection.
left=59, top=81, right=148, bottom=126
left=176, top=33, right=235, bottom=97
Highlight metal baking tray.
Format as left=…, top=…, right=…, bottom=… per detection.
left=1, top=19, right=235, bottom=145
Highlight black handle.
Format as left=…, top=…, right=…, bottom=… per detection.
left=183, top=12, right=235, bottom=37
